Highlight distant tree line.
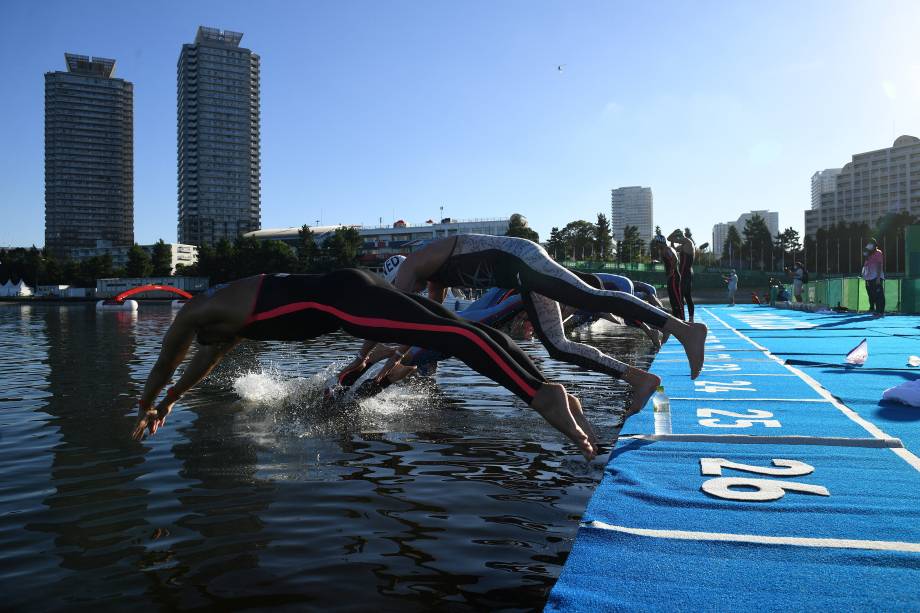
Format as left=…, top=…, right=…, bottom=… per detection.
left=802, top=211, right=917, bottom=276
left=545, top=213, right=615, bottom=260
left=720, top=211, right=918, bottom=275
left=0, top=226, right=365, bottom=288
left=176, top=226, right=363, bottom=284
left=0, top=240, right=174, bottom=287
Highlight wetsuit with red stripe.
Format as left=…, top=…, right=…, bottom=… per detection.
left=238, top=270, right=546, bottom=402
left=679, top=249, right=694, bottom=321
left=663, top=252, right=685, bottom=320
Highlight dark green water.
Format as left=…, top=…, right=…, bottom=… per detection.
left=0, top=303, right=651, bottom=611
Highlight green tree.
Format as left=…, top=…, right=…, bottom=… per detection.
left=595, top=213, right=613, bottom=260
left=722, top=225, right=742, bottom=265
left=126, top=244, right=153, bottom=278
left=617, top=225, right=645, bottom=263
left=505, top=213, right=540, bottom=243
left=297, top=224, right=320, bottom=272
left=558, top=220, right=596, bottom=259
left=545, top=227, right=564, bottom=260
left=741, top=214, right=773, bottom=269
left=150, top=240, right=174, bottom=276
left=79, top=255, right=114, bottom=286
left=323, top=227, right=362, bottom=268
left=654, top=225, right=662, bottom=237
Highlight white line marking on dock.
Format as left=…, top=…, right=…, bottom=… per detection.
left=703, top=308, right=920, bottom=472
left=619, top=433, right=903, bottom=448
left=585, top=521, right=920, bottom=553
left=669, top=397, right=829, bottom=402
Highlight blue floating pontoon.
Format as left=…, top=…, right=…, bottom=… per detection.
left=548, top=305, right=920, bottom=611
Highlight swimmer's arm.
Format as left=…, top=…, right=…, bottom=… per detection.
left=170, top=340, right=239, bottom=401
left=132, top=339, right=238, bottom=440
left=139, top=316, right=196, bottom=409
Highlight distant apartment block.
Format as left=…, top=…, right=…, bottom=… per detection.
left=805, top=169, right=841, bottom=238
left=71, top=240, right=198, bottom=273
left=804, top=136, right=920, bottom=237
left=711, top=210, right=779, bottom=257
left=45, top=54, right=133, bottom=259
left=611, top=186, right=653, bottom=245
left=178, top=26, right=261, bottom=246
left=246, top=217, right=510, bottom=266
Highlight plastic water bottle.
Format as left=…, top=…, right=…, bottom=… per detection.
left=652, top=386, right=672, bottom=435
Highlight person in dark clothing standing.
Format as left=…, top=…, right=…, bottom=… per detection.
left=652, top=234, right=684, bottom=320
left=668, top=229, right=696, bottom=322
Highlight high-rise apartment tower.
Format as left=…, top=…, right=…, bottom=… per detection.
left=611, top=186, right=654, bottom=246
left=177, top=26, right=261, bottom=246
left=45, top=54, right=133, bottom=258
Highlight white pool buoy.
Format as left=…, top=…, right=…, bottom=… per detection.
left=96, top=299, right=138, bottom=311
left=171, top=299, right=187, bottom=309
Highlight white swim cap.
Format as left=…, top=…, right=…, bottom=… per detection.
left=383, top=255, right=406, bottom=283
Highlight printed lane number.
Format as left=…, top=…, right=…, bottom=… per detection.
left=697, top=408, right=780, bottom=428
left=699, top=458, right=829, bottom=502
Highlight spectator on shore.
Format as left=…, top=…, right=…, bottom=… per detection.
left=722, top=269, right=738, bottom=306
left=862, top=239, right=885, bottom=317
left=785, top=261, right=806, bottom=302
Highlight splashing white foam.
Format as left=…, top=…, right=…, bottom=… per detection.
left=232, top=364, right=331, bottom=405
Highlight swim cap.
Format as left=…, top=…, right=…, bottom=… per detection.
left=383, top=255, right=406, bottom=283
left=652, top=234, right=667, bottom=246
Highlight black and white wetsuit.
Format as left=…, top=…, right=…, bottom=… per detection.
left=237, top=270, right=546, bottom=403
left=428, top=234, right=672, bottom=380
left=678, top=247, right=694, bottom=321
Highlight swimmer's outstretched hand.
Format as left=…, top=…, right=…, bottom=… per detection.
left=131, top=400, right=174, bottom=441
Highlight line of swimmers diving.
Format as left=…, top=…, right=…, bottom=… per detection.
left=133, top=234, right=708, bottom=461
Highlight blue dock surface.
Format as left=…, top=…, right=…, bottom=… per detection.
left=547, top=305, right=920, bottom=612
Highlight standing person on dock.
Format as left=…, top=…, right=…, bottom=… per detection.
left=652, top=234, right=684, bottom=320
left=785, top=261, right=806, bottom=303
left=667, top=229, right=696, bottom=322
left=862, top=239, right=885, bottom=317
left=130, top=270, right=597, bottom=460
left=722, top=269, right=738, bottom=306
left=342, top=236, right=707, bottom=421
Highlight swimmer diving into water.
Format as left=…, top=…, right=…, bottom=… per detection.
left=345, top=235, right=707, bottom=419
left=132, top=269, right=597, bottom=459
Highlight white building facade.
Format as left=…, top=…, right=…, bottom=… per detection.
left=611, top=186, right=654, bottom=246
left=711, top=210, right=780, bottom=257
left=804, top=136, right=920, bottom=237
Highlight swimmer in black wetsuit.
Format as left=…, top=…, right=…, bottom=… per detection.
left=652, top=234, right=684, bottom=321
left=132, top=269, right=596, bottom=459
left=346, top=236, right=707, bottom=419
left=668, top=229, right=696, bottom=322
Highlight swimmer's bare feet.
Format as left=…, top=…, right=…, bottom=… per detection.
left=623, top=367, right=661, bottom=419
left=531, top=383, right=594, bottom=460
left=642, top=326, right=662, bottom=349
left=665, top=319, right=708, bottom=379
left=566, top=394, right=598, bottom=455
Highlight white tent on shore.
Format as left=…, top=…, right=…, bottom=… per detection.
left=1, top=279, right=32, bottom=297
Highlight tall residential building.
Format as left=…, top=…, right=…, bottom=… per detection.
left=711, top=210, right=780, bottom=257
left=178, top=26, right=261, bottom=247
left=804, top=136, right=920, bottom=237
left=805, top=168, right=842, bottom=237
left=611, top=186, right=654, bottom=246
left=45, top=54, right=133, bottom=259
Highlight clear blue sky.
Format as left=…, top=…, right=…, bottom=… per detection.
left=2, top=0, right=919, bottom=248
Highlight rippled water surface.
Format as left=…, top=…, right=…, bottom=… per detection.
left=0, top=303, right=652, bottom=611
